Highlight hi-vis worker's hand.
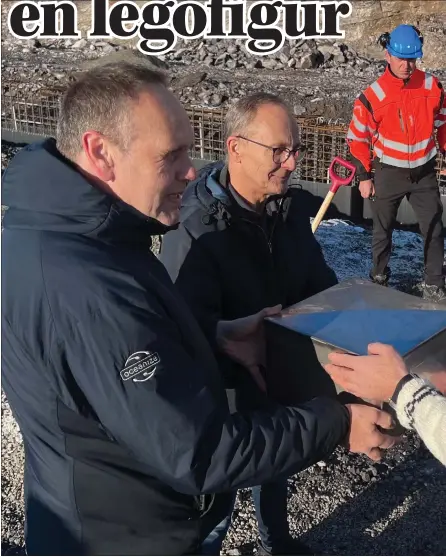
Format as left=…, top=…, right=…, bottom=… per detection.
left=345, top=404, right=397, bottom=461
left=359, top=179, right=375, bottom=199
left=216, top=305, right=282, bottom=392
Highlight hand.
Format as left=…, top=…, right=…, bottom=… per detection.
left=345, top=404, right=396, bottom=461
left=325, top=343, right=408, bottom=402
left=416, top=370, right=446, bottom=395
left=216, top=305, right=282, bottom=392
left=359, top=179, right=375, bottom=199
left=440, top=168, right=446, bottom=176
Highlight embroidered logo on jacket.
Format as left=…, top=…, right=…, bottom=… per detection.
left=120, top=351, right=160, bottom=382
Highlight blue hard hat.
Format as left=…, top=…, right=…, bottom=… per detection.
left=387, top=24, right=423, bottom=59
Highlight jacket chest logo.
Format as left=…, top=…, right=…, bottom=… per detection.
left=120, top=351, right=160, bottom=382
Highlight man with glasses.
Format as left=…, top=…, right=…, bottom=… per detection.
left=159, top=93, right=339, bottom=555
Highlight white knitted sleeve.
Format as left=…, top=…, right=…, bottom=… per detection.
left=396, top=376, right=446, bottom=466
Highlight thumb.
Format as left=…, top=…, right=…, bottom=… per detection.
left=375, top=409, right=393, bottom=430
left=367, top=342, right=388, bottom=356
left=248, top=365, right=267, bottom=393
left=261, top=304, right=282, bottom=318
left=367, top=447, right=382, bottom=462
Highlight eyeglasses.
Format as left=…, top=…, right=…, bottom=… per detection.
left=236, top=136, right=307, bottom=165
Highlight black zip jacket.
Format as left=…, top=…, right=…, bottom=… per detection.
left=2, top=142, right=349, bottom=556
left=159, top=162, right=338, bottom=395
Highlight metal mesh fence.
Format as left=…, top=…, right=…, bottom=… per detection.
left=1, top=83, right=64, bottom=137
left=2, top=83, right=445, bottom=191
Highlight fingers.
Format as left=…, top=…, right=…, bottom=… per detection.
left=261, top=305, right=282, bottom=318
left=367, top=447, right=382, bottom=461
left=378, top=434, right=396, bottom=450
left=327, top=351, right=356, bottom=369
left=366, top=431, right=396, bottom=461
left=324, top=364, right=355, bottom=393
left=248, top=365, right=267, bottom=393
left=367, top=342, right=387, bottom=355
left=367, top=342, right=395, bottom=356
left=375, top=409, right=393, bottom=430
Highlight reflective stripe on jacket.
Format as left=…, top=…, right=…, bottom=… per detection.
left=347, top=66, right=446, bottom=179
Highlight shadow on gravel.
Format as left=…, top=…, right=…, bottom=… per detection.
left=301, top=457, right=446, bottom=556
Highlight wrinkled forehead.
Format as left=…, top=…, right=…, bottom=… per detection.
left=248, top=104, right=299, bottom=146
left=129, top=88, right=194, bottom=152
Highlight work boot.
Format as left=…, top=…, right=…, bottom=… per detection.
left=422, top=284, right=446, bottom=304
left=256, top=538, right=314, bottom=556
left=369, top=267, right=391, bottom=287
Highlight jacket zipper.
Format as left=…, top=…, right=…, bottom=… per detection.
left=241, top=218, right=273, bottom=253
left=268, top=198, right=284, bottom=246
left=240, top=198, right=285, bottom=255
left=239, top=198, right=286, bottom=303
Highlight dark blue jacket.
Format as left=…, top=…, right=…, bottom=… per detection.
left=160, top=162, right=338, bottom=396
left=2, top=142, right=348, bottom=556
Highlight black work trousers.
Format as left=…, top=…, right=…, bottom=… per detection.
left=371, top=158, right=444, bottom=287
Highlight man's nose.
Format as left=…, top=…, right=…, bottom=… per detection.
left=282, top=154, right=297, bottom=172
left=185, top=158, right=196, bottom=182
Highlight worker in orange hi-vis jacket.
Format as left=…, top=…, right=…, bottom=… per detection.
left=346, top=24, right=446, bottom=303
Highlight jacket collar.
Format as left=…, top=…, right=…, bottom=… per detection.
left=2, top=137, right=172, bottom=246
left=195, top=163, right=291, bottom=224
left=382, top=64, right=422, bottom=89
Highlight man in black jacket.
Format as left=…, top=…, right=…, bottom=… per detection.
left=160, top=93, right=342, bottom=555
left=2, top=62, right=395, bottom=556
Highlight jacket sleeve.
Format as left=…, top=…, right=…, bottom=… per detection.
left=347, top=94, right=378, bottom=181
left=160, top=224, right=245, bottom=385
left=435, top=81, right=446, bottom=153
left=62, top=275, right=350, bottom=496
left=396, top=375, right=446, bottom=466
left=160, top=225, right=221, bottom=352
left=303, top=229, right=338, bottom=298
left=288, top=199, right=338, bottom=299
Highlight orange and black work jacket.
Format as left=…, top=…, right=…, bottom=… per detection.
left=347, top=65, right=446, bottom=180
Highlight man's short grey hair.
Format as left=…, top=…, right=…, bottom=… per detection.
left=224, top=93, right=293, bottom=142
left=56, top=61, right=168, bottom=160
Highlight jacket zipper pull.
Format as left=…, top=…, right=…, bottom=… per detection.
left=398, top=109, right=405, bottom=133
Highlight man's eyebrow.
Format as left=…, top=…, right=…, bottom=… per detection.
left=162, top=143, right=192, bottom=157
left=273, top=141, right=301, bottom=149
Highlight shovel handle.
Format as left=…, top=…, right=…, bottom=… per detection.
left=311, top=191, right=335, bottom=233
left=329, top=156, right=356, bottom=193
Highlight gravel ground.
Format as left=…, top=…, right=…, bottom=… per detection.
left=2, top=143, right=446, bottom=556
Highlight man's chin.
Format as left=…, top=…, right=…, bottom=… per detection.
left=157, top=210, right=180, bottom=228
left=272, top=178, right=290, bottom=195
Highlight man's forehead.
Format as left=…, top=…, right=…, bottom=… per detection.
left=250, top=105, right=299, bottom=142
left=131, top=90, right=193, bottom=146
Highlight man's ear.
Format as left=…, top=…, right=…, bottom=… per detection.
left=227, top=136, right=241, bottom=163
left=81, top=131, right=115, bottom=182
left=384, top=51, right=391, bottom=64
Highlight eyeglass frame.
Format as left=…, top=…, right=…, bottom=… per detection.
left=235, top=135, right=307, bottom=165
